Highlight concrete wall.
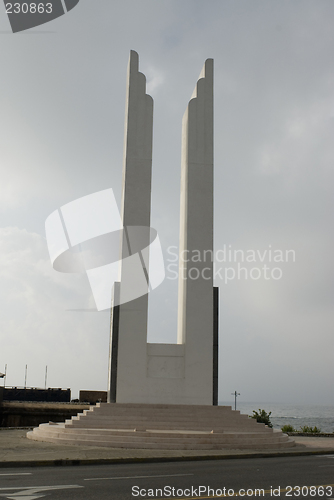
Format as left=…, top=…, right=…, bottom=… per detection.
left=0, top=402, right=88, bottom=427
left=79, top=390, right=107, bottom=404
left=2, top=388, right=71, bottom=403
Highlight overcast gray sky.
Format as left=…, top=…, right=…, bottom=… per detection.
left=0, top=0, right=333, bottom=406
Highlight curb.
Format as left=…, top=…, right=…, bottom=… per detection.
left=288, top=433, right=334, bottom=437
left=0, top=427, right=34, bottom=431
left=1, top=448, right=334, bottom=468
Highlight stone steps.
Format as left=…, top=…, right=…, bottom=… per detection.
left=27, top=427, right=295, bottom=450
left=28, top=426, right=292, bottom=450
left=32, top=424, right=282, bottom=436
left=69, top=416, right=259, bottom=425
left=73, top=412, right=249, bottom=420
left=27, top=403, right=295, bottom=450
left=65, top=404, right=270, bottom=433
left=65, top=421, right=270, bottom=433
left=34, top=424, right=286, bottom=441
left=87, top=404, right=242, bottom=416
left=78, top=412, right=249, bottom=420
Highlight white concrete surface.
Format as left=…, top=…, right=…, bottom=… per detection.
left=111, top=53, right=215, bottom=405
left=28, top=403, right=296, bottom=450
left=115, top=50, right=153, bottom=403
left=177, top=59, right=214, bottom=404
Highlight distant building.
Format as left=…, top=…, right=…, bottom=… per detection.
left=2, top=387, right=71, bottom=403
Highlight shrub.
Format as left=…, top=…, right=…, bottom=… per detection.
left=281, top=424, right=296, bottom=433
left=252, top=409, right=273, bottom=428
left=300, top=425, right=321, bottom=433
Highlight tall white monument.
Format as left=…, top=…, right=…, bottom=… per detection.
left=28, top=52, right=295, bottom=451
left=108, top=51, right=217, bottom=405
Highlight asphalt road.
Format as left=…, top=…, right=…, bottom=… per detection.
left=0, top=455, right=333, bottom=500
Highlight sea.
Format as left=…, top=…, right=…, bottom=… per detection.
left=219, top=402, right=334, bottom=433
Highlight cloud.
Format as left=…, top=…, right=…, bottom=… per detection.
left=146, top=66, right=165, bottom=95
left=0, top=227, right=110, bottom=397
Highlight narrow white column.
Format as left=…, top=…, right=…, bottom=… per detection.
left=113, top=51, right=154, bottom=403
left=177, top=59, right=214, bottom=404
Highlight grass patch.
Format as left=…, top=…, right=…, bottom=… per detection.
left=281, top=424, right=296, bottom=433
left=300, top=425, right=322, bottom=433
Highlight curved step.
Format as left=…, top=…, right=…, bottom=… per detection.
left=27, top=403, right=295, bottom=451
left=27, top=428, right=295, bottom=450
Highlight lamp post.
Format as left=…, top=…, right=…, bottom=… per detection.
left=231, top=390, right=240, bottom=411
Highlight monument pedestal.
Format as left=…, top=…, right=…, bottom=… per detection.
left=27, top=403, right=295, bottom=450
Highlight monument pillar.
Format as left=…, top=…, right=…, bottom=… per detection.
left=111, top=51, right=154, bottom=403
left=177, top=59, right=214, bottom=404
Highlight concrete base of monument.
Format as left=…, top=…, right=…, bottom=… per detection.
left=27, top=403, right=295, bottom=450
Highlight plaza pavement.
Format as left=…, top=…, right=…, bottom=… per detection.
left=0, top=429, right=333, bottom=468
